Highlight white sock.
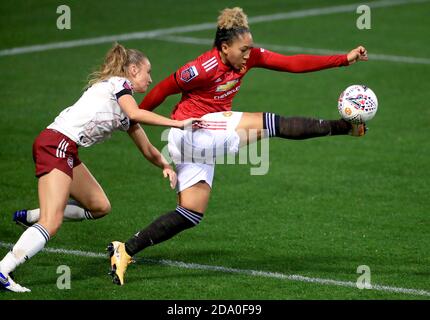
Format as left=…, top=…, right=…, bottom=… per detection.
left=26, top=200, right=94, bottom=223
left=26, top=209, right=41, bottom=224
left=0, top=224, right=49, bottom=275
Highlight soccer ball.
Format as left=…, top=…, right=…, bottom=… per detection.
left=338, top=85, right=378, bottom=123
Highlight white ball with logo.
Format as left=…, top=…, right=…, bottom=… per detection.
left=338, top=85, right=378, bottom=123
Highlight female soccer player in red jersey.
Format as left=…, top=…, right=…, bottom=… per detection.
left=0, top=43, right=204, bottom=292
left=107, top=8, right=369, bottom=285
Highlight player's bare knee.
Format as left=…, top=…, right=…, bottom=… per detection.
left=90, top=198, right=111, bottom=218
left=99, top=199, right=111, bottom=216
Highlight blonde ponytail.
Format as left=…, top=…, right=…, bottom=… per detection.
left=87, top=43, right=147, bottom=87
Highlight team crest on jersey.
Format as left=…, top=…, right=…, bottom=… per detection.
left=123, top=81, right=132, bottom=90
left=180, top=66, right=199, bottom=83
left=216, top=80, right=238, bottom=92
left=67, top=157, right=74, bottom=168
left=223, top=111, right=233, bottom=117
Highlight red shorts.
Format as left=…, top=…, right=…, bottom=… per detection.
left=32, top=129, right=81, bottom=179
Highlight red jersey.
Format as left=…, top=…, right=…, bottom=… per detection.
left=140, top=47, right=349, bottom=120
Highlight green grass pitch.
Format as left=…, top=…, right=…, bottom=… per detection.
left=0, top=0, right=429, bottom=300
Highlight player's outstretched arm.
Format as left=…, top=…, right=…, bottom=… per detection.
left=119, top=94, right=181, bottom=127
left=127, top=123, right=177, bottom=189
left=119, top=94, right=203, bottom=129
left=251, top=45, right=367, bottom=73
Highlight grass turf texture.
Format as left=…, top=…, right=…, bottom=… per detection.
left=0, top=0, right=429, bottom=299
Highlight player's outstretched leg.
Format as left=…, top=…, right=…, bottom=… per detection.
left=236, top=112, right=366, bottom=142
left=260, top=112, right=367, bottom=139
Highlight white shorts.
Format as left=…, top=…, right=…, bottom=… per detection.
left=168, top=111, right=243, bottom=192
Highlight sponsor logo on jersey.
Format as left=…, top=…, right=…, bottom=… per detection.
left=180, top=66, right=199, bottom=83
left=216, top=80, right=239, bottom=92
left=214, top=85, right=241, bottom=100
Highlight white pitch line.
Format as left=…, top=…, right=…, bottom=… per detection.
left=155, top=35, right=430, bottom=65
left=0, top=23, right=215, bottom=57
left=0, top=0, right=428, bottom=57
left=1, top=241, right=429, bottom=297
left=150, top=259, right=430, bottom=297
left=247, top=0, right=428, bottom=23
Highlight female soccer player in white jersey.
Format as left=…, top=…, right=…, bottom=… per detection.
left=107, top=8, right=369, bottom=285
left=0, top=43, right=203, bottom=292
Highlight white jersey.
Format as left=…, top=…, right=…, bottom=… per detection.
left=48, top=76, right=133, bottom=147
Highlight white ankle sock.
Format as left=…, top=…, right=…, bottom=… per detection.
left=26, top=209, right=41, bottom=224
left=0, top=224, right=49, bottom=275
left=26, top=200, right=94, bottom=223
